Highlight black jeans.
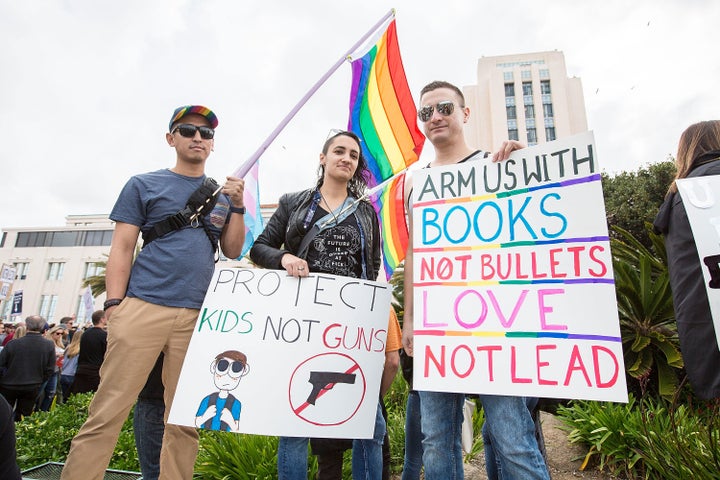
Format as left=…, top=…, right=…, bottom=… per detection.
left=0, top=385, right=40, bottom=421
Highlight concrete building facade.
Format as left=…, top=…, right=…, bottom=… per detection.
left=0, top=206, right=278, bottom=325
left=463, top=50, right=588, bottom=151
left=0, top=215, right=113, bottom=324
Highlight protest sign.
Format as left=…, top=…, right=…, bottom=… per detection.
left=676, top=175, right=720, bottom=351
left=411, top=131, right=627, bottom=402
left=11, top=290, right=22, bottom=316
left=81, top=287, right=94, bottom=322
left=168, top=267, right=392, bottom=438
left=0, top=264, right=16, bottom=300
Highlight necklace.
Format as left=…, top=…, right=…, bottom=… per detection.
left=319, top=191, right=340, bottom=226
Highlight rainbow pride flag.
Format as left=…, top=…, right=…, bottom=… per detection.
left=347, top=19, right=425, bottom=278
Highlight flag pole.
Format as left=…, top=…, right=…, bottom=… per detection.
left=231, top=9, right=395, bottom=178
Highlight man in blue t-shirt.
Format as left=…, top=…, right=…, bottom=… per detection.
left=62, top=105, right=247, bottom=480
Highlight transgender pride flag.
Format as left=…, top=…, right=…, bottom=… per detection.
left=348, top=19, right=425, bottom=279
left=240, top=161, right=264, bottom=257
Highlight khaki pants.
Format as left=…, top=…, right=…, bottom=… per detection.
left=61, top=298, right=200, bottom=480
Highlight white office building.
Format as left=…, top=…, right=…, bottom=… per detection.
left=464, top=50, right=588, bottom=151
left=0, top=208, right=277, bottom=324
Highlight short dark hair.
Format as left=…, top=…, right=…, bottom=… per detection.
left=420, top=80, right=466, bottom=107
left=60, top=316, right=73, bottom=325
left=91, top=310, right=105, bottom=326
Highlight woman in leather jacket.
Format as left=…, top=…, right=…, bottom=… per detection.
left=249, top=130, right=385, bottom=479
left=250, top=131, right=380, bottom=280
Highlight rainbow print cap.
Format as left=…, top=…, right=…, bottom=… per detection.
left=168, top=105, right=218, bottom=131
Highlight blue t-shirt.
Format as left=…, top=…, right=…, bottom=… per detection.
left=110, top=168, right=231, bottom=308
left=196, top=392, right=242, bottom=431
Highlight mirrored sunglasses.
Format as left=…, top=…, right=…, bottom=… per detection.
left=417, top=100, right=456, bottom=122
left=172, top=124, right=215, bottom=140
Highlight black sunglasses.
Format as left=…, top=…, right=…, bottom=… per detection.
left=417, top=100, right=457, bottom=122
left=216, top=359, right=245, bottom=375
left=172, top=124, right=215, bottom=140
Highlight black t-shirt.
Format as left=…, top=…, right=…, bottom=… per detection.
left=305, top=206, right=363, bottom=279
left=78, top=327, right=107, bottom=367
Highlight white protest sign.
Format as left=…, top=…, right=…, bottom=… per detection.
left=676, top=175, right=720, bottom=350
left=82, top=287, right=94, bottom=321
left=411, top=131, right=627, bottom=403
left=0, top=264, right=16, bottom=300
left=168, top=267, right=392, bottom=438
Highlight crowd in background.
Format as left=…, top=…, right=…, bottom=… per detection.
left=0, top=311, right=108, bottom=420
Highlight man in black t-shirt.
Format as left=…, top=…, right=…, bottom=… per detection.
left=70, top=310, right=107, bottom=394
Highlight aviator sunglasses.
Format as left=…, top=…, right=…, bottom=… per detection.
left=417, top=100, right=458, bottom=122
left=172, top=123, right=215, bottom=140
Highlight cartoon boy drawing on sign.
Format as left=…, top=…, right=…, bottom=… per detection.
left=195, top=350, right=249, bottom=432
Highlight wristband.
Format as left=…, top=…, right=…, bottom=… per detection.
left=103, top=298, right=123, bottom=311
left=229, top=206, right=246, bottom=214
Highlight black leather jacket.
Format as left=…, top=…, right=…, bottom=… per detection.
left=250, top=188, right=381, bottom=280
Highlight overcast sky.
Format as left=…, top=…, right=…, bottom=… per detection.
left=1, top=0, right=717, bottom=229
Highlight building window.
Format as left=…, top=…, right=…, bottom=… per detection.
left=508, top=129, right=519, bottom=141
left=527, top=128, right=537, bottom=145
left=521, top=70, right=532, bottom=79
left=16, top=232, right=43, bottom=247
left=50, top=232, right=77, bottom=247
left=526, top=118, right=536, bottom=129
left=15, top=229, right=112, bottom=247
left=539, top=69, right=550, bottom=79
left=504, top=83, right=515, bottom=97
left=507, top=119, right=517, bottom=130
left=1, top=300, right=12, bottom=320
left=83, top=262, right=104, bottom=279
left=546, top=127, right=556, bottom=141
left=39, top=294, right=58, bottom=322
left=505, top=96, right=516, bottom=107
left=543, top=103, right=554, bottom=118
left=80, top=230, right=113, bottom=247
left=541, top=80, right=551, bottom=95
left=525, top=104, right=535, bottom=118
left=506, top=105, right=517, bottom=120
left=522, top=81, right=533, bottom=96
left=13, top=262, right=30, bottom=280
left=544, top=117, right=555, bottom=127
left=503, top=71, right=513, bottom=81
left=47, top=262, right=65, bottom=281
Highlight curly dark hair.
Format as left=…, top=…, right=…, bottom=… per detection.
left=316, top=130, right=369, bottom=198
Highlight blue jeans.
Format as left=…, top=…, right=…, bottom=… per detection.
left=133, top=398, right=165, bottom=480
left=417, top=390, right=464, bottom=480
left=480, top=395, right=549, bottom=480
left=59, top=375, right=74, bottom=402
left=37, top=373, right=58, bottom=411
left=278, top=402, right=385, bottom=479
left=401, top=391, right=422, bottom=480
